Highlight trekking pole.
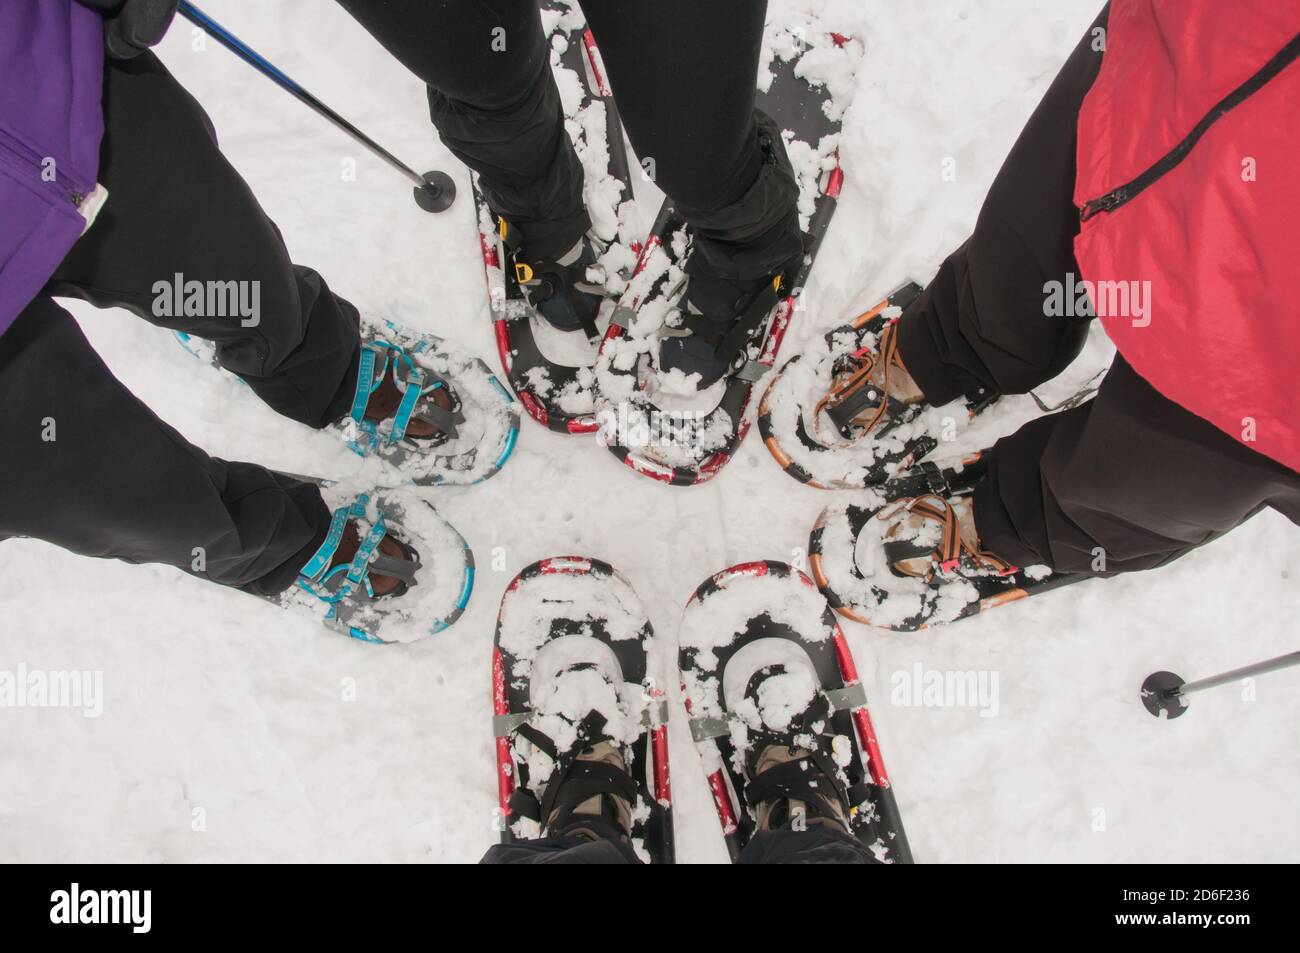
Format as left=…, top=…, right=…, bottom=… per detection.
left=177, top=1, right=455, bottom=213
left=1141, top=650, right=1300, bottom=719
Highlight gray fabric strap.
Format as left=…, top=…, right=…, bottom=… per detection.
left=494, top=699, right=668, bottom=740
left=824, top=683, right=868, bottom=712
left=689, top=685, right=867, bottom=743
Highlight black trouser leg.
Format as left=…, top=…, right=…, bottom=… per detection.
left=896, top=5, right=1110, bottom=403
left=479, top=834, right=639, bottom=865
left=0, top=300, right=328, bottom=594
left=736, top=826, right=880, bottom=864
left=335, top=0, right=589, bottom=260
left=48, top=52, right=361, bottom=430
left=580, top=0, right=801, bottom=280
left=336, top=0, right=799, bottom=275
left=478, top=823, right=877, bottom=864
left=975, top=356, right=1300, bottom=574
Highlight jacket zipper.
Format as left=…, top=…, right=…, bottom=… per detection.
left=0, top=124, right=90, bottom=209
left=1081, top=32, right=1300, bottom=222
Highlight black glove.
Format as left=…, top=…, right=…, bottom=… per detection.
left=78, top=0, right=180, bottom=60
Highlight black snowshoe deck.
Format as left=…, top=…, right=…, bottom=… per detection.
left=491, top=556, right=674, bottom=863
left=678, top=560, right=911, bottom=862
left=593, top=30, right=863, bottom=485
left=475, top=3, right=633, bottom=434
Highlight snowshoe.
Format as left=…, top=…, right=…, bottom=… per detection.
left=475, top=2, right=636, bottom=434
left=273, top=484, right=475, bottom=644
left=808, top=455, right=1087, bottom=630
left=175, top=316, right=520, bottom=486
left=492, top=556, right=674, bottom=863
left=759, top=281, right=998, bottom=489
left=678, top=560, right=911, bottom=863
left=593, top=26, right=864, bottom=485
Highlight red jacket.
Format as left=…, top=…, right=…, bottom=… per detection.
left=1074, top=0, right=1300, bottom=472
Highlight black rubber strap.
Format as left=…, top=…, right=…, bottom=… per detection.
left=882, top=537, right=934, bottom=568
left=825, top=383, right=894, bottom=434
left=743, top=749, right=848, bottom=824
left=712, top=281, right=780, bottom=367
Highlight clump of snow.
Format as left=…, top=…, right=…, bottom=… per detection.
left=680, top=570, right=833, bottom=679
left=734, top=666, right=818, bottom=732
left=498, top=570, right=649, bottom=679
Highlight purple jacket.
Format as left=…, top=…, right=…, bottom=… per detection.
left=0, top=0, right=105, bottom=337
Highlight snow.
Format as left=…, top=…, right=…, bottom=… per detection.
left=1, top=0, right=1297, bottom=864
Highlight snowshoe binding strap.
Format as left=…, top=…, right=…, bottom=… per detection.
left=668, top=274, right=782, bottom=380
left=293, top=494, right=421, bottom=605
left=815, top=319, right=912, bottom=443
left=744, top=749, right=851, bottom=828
left=498, top=218, right=605, bottom=342
left=349, top=340, right=465, bottom=453
left=738, top=674, right=851, bottom=829
left=512, top=710, right=639, bottom=840
left=879, top=494, right=1015, bottom=580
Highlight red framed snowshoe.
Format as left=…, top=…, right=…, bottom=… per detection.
left=593, top=27, right=863, bottom=485
left=491, top=556, right=673, bottom=863
left=474, top=3, right=635, bottom=435
left=678, top=560, right=912, bottom=862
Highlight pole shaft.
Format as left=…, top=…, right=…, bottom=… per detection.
left=177, top=1, right=429, bottom=189
left=1177, top=650, right=1300, bottom=696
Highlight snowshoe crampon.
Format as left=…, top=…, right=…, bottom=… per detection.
left=475, top=2, right=636, bottom=434
left=176, top=317, right=520, bottom=486
left=759, top=281, right=997, bottom=489
left=593, top=26, right=864, bottom=486
left=275, top=485, right=475, bottom=644
left=808, top=456, right=1086, bottom=630
left=492, top=557, right=674, bottom=863
left=678, top=560, right=911, bottom=862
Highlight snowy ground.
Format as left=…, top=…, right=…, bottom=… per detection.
left=2, top=0, right=1297, bottom=863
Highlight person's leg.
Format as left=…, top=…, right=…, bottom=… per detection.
left=975, top=356, right=1300, bottom=574
left=47, top=52, right=361, bottom=430
left=579, top=0, right=801, bottom=281
left=0, top=298, right=329, bottom=595
left=480, top=834, right=639, bottom=865
left=737, top=826, right=880, bottom=865
left=896, top=5, right=1111, bottom=404
left=336, top=0, right=588, bottom=261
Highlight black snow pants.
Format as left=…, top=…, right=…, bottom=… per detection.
left=893, top=4, right=1300, bottom=575
left=479, top=825, right=879, bottom=865
left=335, top=0, right=802, bottom=279
left=0, top=53, right=359, bottom=595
